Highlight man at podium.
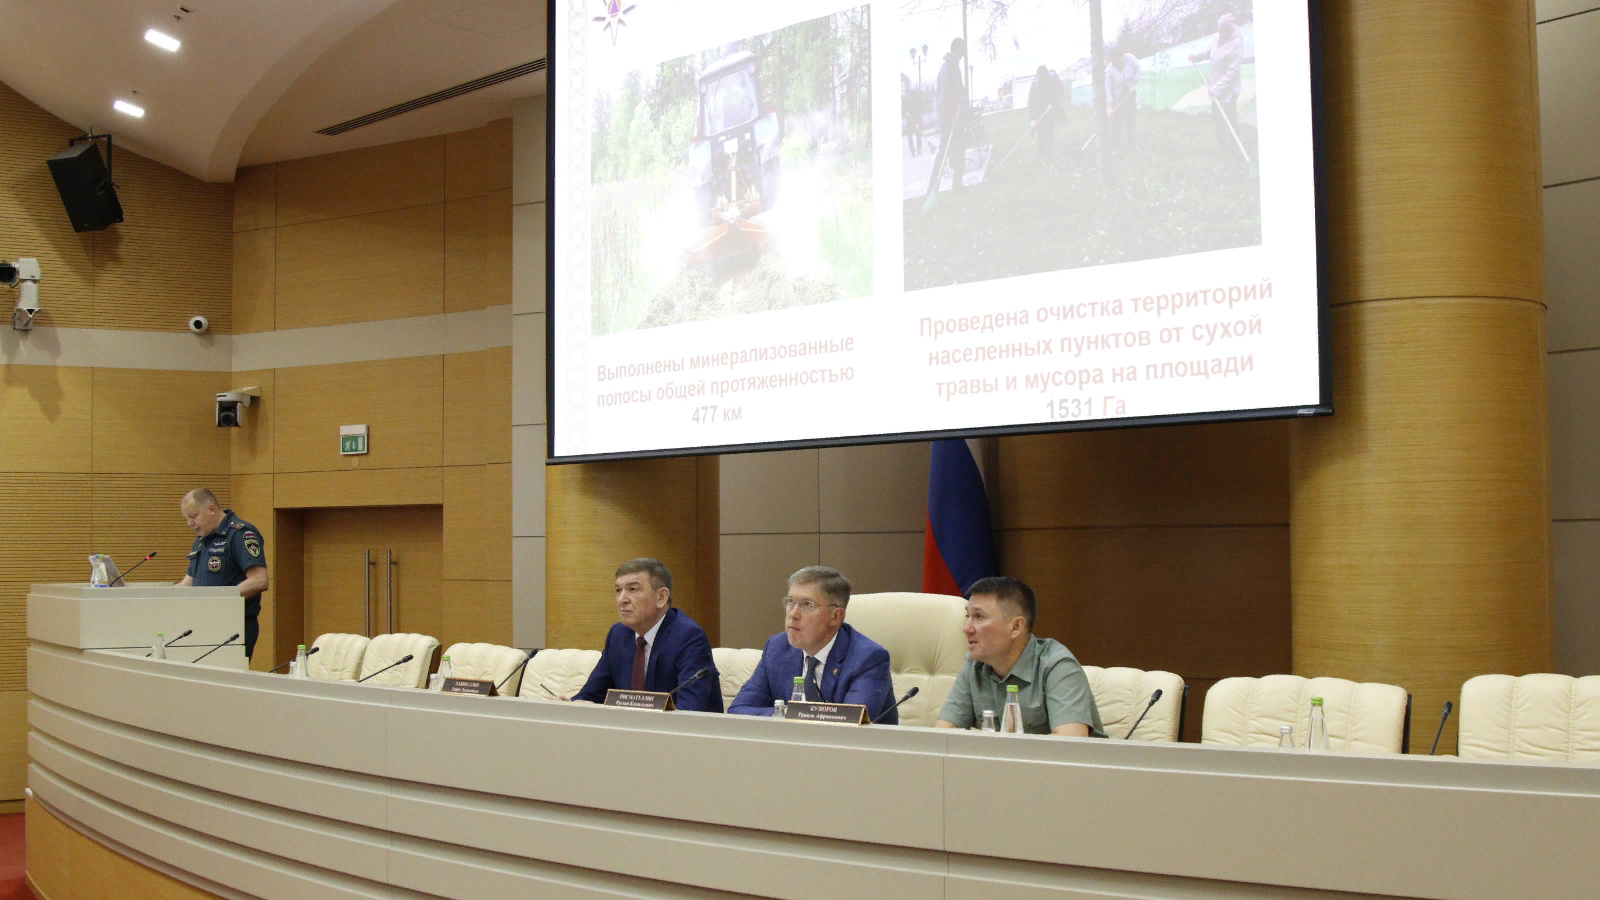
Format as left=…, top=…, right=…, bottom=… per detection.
left=175, top=488, right=267, bottom=659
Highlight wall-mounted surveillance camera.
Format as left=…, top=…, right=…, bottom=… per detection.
left=188, top=315, right=209, bottom=334
left=3, top=258, right=41, bottom=331
left=216, top=387, right=260, bottom=428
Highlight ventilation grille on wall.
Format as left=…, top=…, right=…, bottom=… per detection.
left=316, top=58, right=547, bottom=136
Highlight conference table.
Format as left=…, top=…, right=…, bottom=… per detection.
left=24, top=590, right=1600, bottom=899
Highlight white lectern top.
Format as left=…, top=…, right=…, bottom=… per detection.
left=28, top=583, right=248, bottom=669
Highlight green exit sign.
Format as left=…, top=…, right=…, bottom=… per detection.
left=339, top=424, right=369, bottom=455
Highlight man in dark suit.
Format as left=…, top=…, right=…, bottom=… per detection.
left=729, top=566, right=897, bottom=723
left=574, top=558, right=722, bottom=712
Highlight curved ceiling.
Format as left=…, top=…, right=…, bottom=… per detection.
left=0, top=0, right=546, bottom=183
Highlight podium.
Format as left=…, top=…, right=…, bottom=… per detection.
left=27, top=582, right=248, bottom=669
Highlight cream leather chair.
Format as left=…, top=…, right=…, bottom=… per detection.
left=713, top=647, right=763, bottom=710
left=307, top=633, right=369, bottom=682
left=358, top=633, right=440, bottom=688
left=840, top=592, right=968, bottom=727
left=1459, top=674, right=1600, bottom=762
left=519, top=649, right=602, bottom=700
left=441, top=643, right=531, bottom=695
left=1084, top=666, right=1187, bottom=741
left=1202, top=675, right=1411, bottom=754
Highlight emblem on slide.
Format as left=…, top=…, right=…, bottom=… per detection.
left=592, top=0, right=637, bottom=43
left=207, top=557, right=222, bottom=573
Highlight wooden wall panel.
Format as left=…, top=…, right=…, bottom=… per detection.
left=546, top=458, right=715, bottom=649
left=273, top=356, right=443, bottom=472
left=26, top=797, right=227, bottom=900
left=485, top=189, right=513, bottom=308
left=275, top=136, right=445, bottom=227
left=442, top=466, right=487, bottom=580
left=108, top=152, right=232, bottom=235
left=445, top=126, right=491, bottom=202
left=93, top=223, right=232, bottom=333
left=0, top=211, right=94, bottom=329
left=0, top=81, right=86, bottom=217
left=0, top=365, right=93, bottom=473
left=443, top=352, right=487, bottom=467
left=0, top=474, right=90, bottom=689
left=485, top=347, right=513, bottom=465
left=1001, top=527, right=1291, bottom=680
left=994, top=421, right=1289, bottom=530
left=232, top=164, right=277, bottom=233
left=228, top=370, right=274, bottom=475
left=444, top=196, right=488, bottom=313
left=91, top=475, right=231, bottom=586
left=274, top=468, right=442, bottom=510
left=483, top=118, right=514, bottom=193
left=0, top=691, right=25, bottom=801
left=441, top=579, right=512, bottom=650
left=91, top=369, right=231, bottom=475
left=231, top=228, right=275, bottom=334
left=271, top=507, right=304, bottom=667
left=273, top=204, right=445, bottom=329
left=484, top=463, right=512, bottom=582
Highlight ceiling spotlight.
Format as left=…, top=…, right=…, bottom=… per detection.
left=113, top=100, right=145, bottom=118
left=144, top=29, right=181, bottom=52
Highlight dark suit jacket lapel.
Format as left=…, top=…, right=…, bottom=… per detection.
left=646, top=607, right=678, bottom=690
left=771, top=639, right=801, bottom=698
left=821, top=624, right=852, bottom=701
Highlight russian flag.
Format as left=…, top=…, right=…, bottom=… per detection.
left=922, top=439, right=997, bottom=596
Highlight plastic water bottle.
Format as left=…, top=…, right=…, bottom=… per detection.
left=772, top=700, right=787, bottom=719
left=293, top=644, right=308, bottom=679
left=151, top=632, right=167, bottom=660
left=1278, top=724, right=1294, bottom=750
left=1306, top=696, right=1329, bottom=751
left=431, top=655, right=452, bottom=691
left=1001, top=684, right=1023, bottom=734
left=790, top=676, right=806, bottom=703
left=980, top=709, right=997, bottom=732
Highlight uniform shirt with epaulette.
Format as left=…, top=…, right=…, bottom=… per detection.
left=187, top=509, right=266, bottom=656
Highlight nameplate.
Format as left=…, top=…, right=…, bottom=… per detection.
left=441, top=677, right=497, bottom=696
left=604, top=689, right=675, bottom=711
left=783, top=701, right=868, bottom=725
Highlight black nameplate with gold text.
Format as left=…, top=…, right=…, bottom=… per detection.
left=604, top=689, right=675, bottom=711
left=442, top=677, right=497, bottom=696
left=783, top=701, right=868, bottom=725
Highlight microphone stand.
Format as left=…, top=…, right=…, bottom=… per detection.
left=191, top=634, right=241, bottom=664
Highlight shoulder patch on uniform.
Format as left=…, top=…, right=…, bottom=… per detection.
left=187, top=549, right=198, bottom=558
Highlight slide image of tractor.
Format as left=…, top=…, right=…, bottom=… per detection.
left=685, top=51, right=782, bottom=268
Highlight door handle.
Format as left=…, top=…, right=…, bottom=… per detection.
left=386, top=550, right=396, bottom=634
left=364, top=550, right=374, bottom=637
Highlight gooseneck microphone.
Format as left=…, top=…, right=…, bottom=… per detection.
left=1429, top=701, right=1454, bottom=756
left=145, top=628, right=193, bottom=656
left=357, top=654, right=415, bottom=684
left=667, top=667, right=711, bottom=697
left=110, top=551, right=157, bottom=587
left=269, top=646, right=321, bottom=673
left=1121, top=688, right=1164, bottom=740
left=496, top=648, right=538, bottom=692
left=870, top=686, right=920, bottom=724
left=191, top=633, right=241, bottom=664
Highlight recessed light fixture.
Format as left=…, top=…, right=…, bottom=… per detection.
left=144, top=29, right=181, bottom=52
left=113, top=99, right=146, bottom=118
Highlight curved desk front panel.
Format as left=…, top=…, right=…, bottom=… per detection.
left=25, top=641, right=1600, bottom=900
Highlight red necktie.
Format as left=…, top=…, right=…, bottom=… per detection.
left=631, top=635, right=647, bottom=690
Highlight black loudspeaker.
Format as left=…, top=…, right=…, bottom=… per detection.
left=46, top=142, right=124, bottom=232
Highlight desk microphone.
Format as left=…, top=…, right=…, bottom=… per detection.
left=110, top=551, right=157, bottom=587
left=1121, top=688, right=1164, bottom=740
left=269, top=646, right=321, bottom=673
left=145, top=628, right=193, bottom=656
left=667, top=667, right=711, bottom=697
left=357, top=654, right=415, bottom=683
left=191, top=633, right=241, bottom=664
left=1429, top=700, right=1454, bottom=755
left=870, top=686, right=919, bottom=724
left=496, top=648, right=538, bottom=692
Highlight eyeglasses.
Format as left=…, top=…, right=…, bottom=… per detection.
left=781, top=597, right=838, bottom=615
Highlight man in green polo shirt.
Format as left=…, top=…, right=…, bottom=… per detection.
left=935, top=576, right=1106, bottom=737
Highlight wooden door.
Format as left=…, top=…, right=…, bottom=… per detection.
left=302, top=506, right=442, bottom=643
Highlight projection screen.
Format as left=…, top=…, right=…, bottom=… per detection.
left=548, top=0, right=1328, bottom=462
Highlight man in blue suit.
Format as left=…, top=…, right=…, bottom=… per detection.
left=574, top=558, right=722, bottom=712
left=729, top=566, right=897, bottom=723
